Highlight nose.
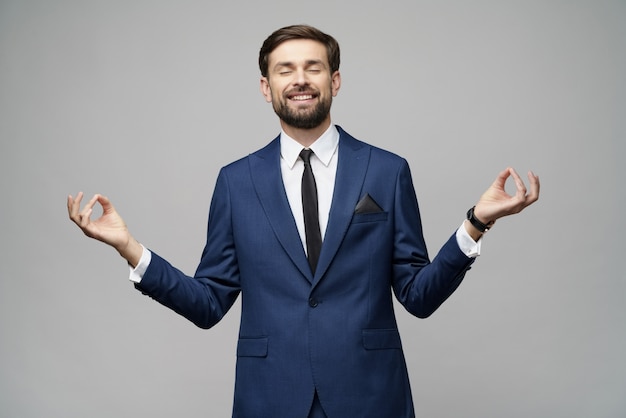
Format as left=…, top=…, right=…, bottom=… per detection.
left=293, top=68, right=309, bottom=87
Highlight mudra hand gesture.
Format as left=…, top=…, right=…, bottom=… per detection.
left=67, top=192, right=143, bottom=266
left=466, top=167, right=540, bottom=238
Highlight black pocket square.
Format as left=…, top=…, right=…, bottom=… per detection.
left=355, top=193, right=383, bottom=214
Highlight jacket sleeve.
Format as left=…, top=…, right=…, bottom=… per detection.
left=391, top=160, right=475, bottom=318
left=134, top=168, right=241, bottom=329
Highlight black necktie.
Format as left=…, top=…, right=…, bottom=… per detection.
left=300, top=149, right=322, bottom=274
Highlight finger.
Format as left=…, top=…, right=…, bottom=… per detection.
left=68, top=191, right=83, bottom=218
left=97, top=194, right=114, bottom=213
left=509, top=168, right=528, bottom=199
left=68, top=192, right=85, bottom=223
left=78, top=207, right=93, bottom=228
left=500, top=168, right=530, bottom=214
left=525, top=171, right=540, bottom=205
left=80, top=195, right=101, bottom=224
left=80, top=194, right=100, bottom=217
left=67, top=195, right=74, bottom=218
left=492, top=168, right=511, bottom=189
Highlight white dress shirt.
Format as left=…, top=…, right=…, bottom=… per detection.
left=130, top=125, right=480, bottom=282
left=280, top=124, right=338, bottom=255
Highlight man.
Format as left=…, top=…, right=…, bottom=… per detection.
left=68, top=25, right=539, bottom=418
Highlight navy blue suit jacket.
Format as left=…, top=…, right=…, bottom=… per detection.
left=136, top=126, right=474, bottom=417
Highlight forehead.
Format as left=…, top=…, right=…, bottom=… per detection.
left=268, top=39, right=328, bottom=68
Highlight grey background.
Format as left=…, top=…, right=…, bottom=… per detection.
left=1, top=1, right=624, bottom=417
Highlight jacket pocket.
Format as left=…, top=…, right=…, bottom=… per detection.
left=362, top=329, right=402, bottom=350
left=351, top=212, right=388, bottom=224
left=237, top=336, right=268, bottom=357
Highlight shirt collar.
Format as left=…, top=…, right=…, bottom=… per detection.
left=280, top=124, right=340, bottom=169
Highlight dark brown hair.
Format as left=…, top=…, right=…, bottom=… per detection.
left=258, top=24, right=340, bottom=78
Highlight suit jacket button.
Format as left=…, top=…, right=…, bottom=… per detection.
left=308, top=298, right=319, bottom=308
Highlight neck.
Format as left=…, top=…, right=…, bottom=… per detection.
left=280, top=117, right=332, bottom=148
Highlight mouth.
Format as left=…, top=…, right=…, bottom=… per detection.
left=287, top=91, right=318, bottom=103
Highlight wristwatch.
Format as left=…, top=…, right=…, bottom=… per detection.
left=466, top=206, right=494, bottom=232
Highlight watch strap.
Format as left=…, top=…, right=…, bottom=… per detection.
left=466, top=206, right=494, bottom=232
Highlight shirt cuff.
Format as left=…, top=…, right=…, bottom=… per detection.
left=128, top=244, right=152, bottom=283
left=456, top=222, right=482, bottom=258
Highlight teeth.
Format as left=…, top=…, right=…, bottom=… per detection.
left=292, top=95, right=314, bottom=101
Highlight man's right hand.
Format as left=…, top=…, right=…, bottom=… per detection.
left=67, top=192, right=143, bottom=267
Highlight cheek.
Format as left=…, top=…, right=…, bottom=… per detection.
left=270, top=88, right=282, bottom=103
left=267, top=82, right=283, bottom=99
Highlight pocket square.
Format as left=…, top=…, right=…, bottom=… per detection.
left=355, top=193, right=383, bottom=214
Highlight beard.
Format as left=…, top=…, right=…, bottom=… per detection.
left=272, top=89, right=332, bottom=130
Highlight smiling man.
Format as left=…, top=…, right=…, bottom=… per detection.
left=260, top=37, right=340, bottom=140
left=68, top=25, right=539, bottom=418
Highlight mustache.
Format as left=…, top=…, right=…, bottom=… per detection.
left=285, top=86, right=319, bottom=97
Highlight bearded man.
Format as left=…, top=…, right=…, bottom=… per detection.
left=68, top=24, right=539, bottom=418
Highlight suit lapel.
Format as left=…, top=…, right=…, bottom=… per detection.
left=249, top=136, right=313, bottom=281
left=313, top=128, right=370, bottom=285
left=249, top=128, right=371, bottom=285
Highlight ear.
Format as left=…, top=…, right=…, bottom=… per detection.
left=331, top=71, right=341, bottom=97
left=260, top=77, right=272, bottom=103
